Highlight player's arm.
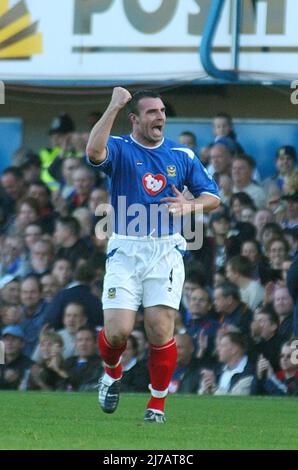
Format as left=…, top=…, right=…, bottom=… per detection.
left=86, top=87, right=132, bottom=164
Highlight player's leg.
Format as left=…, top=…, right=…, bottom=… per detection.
left=143, top=305, right=177, bottom=423
left=98, top=308, right=136, bottom=413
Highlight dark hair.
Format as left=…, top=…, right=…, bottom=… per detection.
left=179, top=131, right=197, bottom=144
left=241, top=239, right=262, bottom=256
left=21, top=274, right=42, bottom=291
left=76, top=326, right=97, bottom=341
left=227, top=255, right=253, bottom=278
left=221, top=331, right=247, bottom=352
left=234, top=154, right=256, bottom=169
left=230, top=192, right=256, bottom=211
left=29, top=181, right=51, bottom=197
left=126, top=90, right=162, bottom=115
left=2, top=166, right=24, bottom=179
left=215, top=112, right=233, bottom=125
left=257, top=307, right=279, bottom=326
left=74, top=260, right=96, bottom=284
left=63, top=301, right=87, bottom=317
left=17, top=197, right=40, bottom=215
left=216, top=281, right=241, bottom=302
left=56, top=216, right=81, bottom=238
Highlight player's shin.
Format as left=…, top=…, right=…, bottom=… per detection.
left=98, top=329, right=127, bottom=380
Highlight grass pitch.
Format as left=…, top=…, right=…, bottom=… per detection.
left=0, top=392, right=297, bottom=450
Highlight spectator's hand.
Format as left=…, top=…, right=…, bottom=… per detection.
left=196, top=330, right=208, bottom=359
left=4, top=369, right=19, bottom=384
left=257, top=355, right=273, bottom=380
left=263, top=281, right=276, bottom=305
left=110, top=87, right=132, bottom=110
left=200, top=369, right=216, bottom=394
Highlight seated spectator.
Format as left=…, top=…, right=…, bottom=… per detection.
left=64, top=327, right=103, bottom=391
left=44, top=260, right=103, bottom=329
left=212, top=112, right=243, bottom=154
left=226, top=255, right=264, bottom=310
left=208, top=141, right=233, bottom=184
left=251, top=307, right=283, bottom=371
left=198, top=332, right=254, bottom=395
left=260, top=223, right=284, bottom=253
left=58, top=302, right=88, bottom=359
left=67, top=167, right=95, bottom=212
left=121, top=335, right=150, bottom=393
left=51, top=257, right=72, bottom=288
left=0, top=326, right=33, bottom=390
left=23, top=222, right=44, bottom=254
left=19, top=275, right=47, bottom=357
left=8, top=197, right=41, bottom=237
left=131, top=328, right=149, bottom=361
left=185, top=287, right=219, bottom=360
left=232, top=155, right=266, bottom=209
left=28, top=181, right=56, bottom=234
left=266, top=237, right=289, bottom=271
left=287, top=246, right=298, bottom=335
left=169, top=333, right=201, bottom=394
left=273, top=286, right=294, bottom=341
left=54, top=216, right=91, bottom=266
left=0, top=275, right=20, bottom=307
left=1, top=167, right=27, bottom=211
left=281, top=191, right=298, bottom=229
left=178, top=131, right=198, bottom=154
left=28, top=331, right=67, bottom=391
left=241, top=239, right=272, bottom=285
left=251, top=339, right=298, bottom=396
left=230, top=192, right=256, bottom=224
left=179, top=270, right=205, bottom=320
left=265, top=145, right=297, bottom=193
left=213, top=281, right=252, bottom=335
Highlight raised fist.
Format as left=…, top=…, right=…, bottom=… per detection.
left=110, top=87, right=132, bottom=109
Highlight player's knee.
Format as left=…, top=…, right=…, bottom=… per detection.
left=108, top=331, right=130, bottom=347
left=147, top=324, right=172, bottom=345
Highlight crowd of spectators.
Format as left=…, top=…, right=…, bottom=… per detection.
left=0, top=111, right=298, bottom=396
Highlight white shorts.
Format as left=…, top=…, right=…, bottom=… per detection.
left=102, top=233, right=186, bottom=311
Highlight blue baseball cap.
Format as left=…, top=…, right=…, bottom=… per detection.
left=2, top=325, right=24, bottom=340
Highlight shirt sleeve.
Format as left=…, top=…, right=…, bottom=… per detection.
left=86, top=136, right=122, bottom=176
left=185, top=156, right=220, bottom=199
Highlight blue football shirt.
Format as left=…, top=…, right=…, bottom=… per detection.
left=87, top=134, right=219, bottom=236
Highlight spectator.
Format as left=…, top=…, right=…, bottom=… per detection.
left=0, top=276, right=20, bottom=307
left=0, top=305, right=22, bottom=331
left=1, top=167, right=27, bottom=210
left=178, top=131, right=198, bottom=154
left=226, top=256, right=265, bottom=310
left=240, top=239, right=272, bottom=285
left=252, top=308, right=283, bottom=371
left=169, top=333, right=201, bottom=394
left=287, top=245, right=298, bottom=335
left=19, top=276, right=47, bottom=357
left=199, top=332, right=254, bottom=395
left=64, top=327, right=103, bottom=391
left=266, top=237, right=289, bottom=272
left=51, top=257, right=72, bottom=288
left=254, top=209, right=274, bottom=242
left=28, top=239, right=55, bottom=276
left=264, top=145, right=297, bottom=193
left=44, top=260, right=103, bottom=329
left=273, top=286, right=294, bottom=341
left=28, top=331, right=67, bottom=391
left=0, top=235, right=27, bottom=278
left=232, top=155, right=266, bottom=209
left=28, top=181, right=56, bottom=234
left=67, top=167, right=95, bottom=212
left=252, top=339, right=298, bottom=396
left=121, top=335, right=150, bottom=392
left=23, top=222, right=44, bottom=254
left=281, top=191, right=298, bottom=229
left=213, top=281, right=252, bottom=335
left=131, top=328, right=149, bottom=361
left=58, top=302, right=88, bottom=359
left=40, top=273, right=59, bottom=304
left=0, top=326, right=33, bottom=390
left=208, top=141, right=233, bottom=183
left=54, top=216, right=91, bottom=266
left=230, top=192, right=256, bottom=223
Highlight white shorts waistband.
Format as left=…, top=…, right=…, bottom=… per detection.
left=110, top=232, right=183, bottom=242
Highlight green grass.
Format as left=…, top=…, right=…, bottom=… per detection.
left=0, top=392, right=297, bottom=450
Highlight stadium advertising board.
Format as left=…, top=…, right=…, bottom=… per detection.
left=0, top=0, right=297, bottom=81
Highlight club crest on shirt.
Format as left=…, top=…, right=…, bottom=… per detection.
left=142, top=173, right=167, bottom=196
left=108, top=288, right=116, bottom=299
left=167, top=165, right=176, bottom=177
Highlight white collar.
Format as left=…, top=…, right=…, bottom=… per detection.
left=222, top=355, right=248, bottom=374
left=130, top=133, right=164, bottom=149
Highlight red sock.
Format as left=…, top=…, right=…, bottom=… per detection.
left=146, top=338, right=177, bottom=413
left=98, top=329, right=127, bottom=380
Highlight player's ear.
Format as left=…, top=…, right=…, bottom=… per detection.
left=129, top=112, right=138, bottom=125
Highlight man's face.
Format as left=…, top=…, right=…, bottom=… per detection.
left=276, top=154, right=295, bottom=175
left=254, top=210, right=273, bottom=232
left=214, top=288, right=230, bottom=314
left=28, top=185, right=49, bottom=209
left=24, top=225, right=42, bottom=250
left=217, top=336, right=235, bottom=363
left=178, top=134, right=196, bottom=149
left=1, top=174, right=23, bottom=200
left=1, top=281, right=20, bottom=305
left=280, top=344, right=297, bottom=372
left=188, top=288, right=211, bottom=318
left=210, top=144, right=231, bottom=174
left=73, top=169, right=93, bottom=196
left=175, top=335, right=194, bottom=366
left=76, top=331, right=96, bottom=358
left=63, top=304, right=86, bottom=333
left=20, top=279, right=41, bottom=309
left=40, top=274, right=58, bottom=302
left=4, top=335, right=23, bottom=356
left=52, top=259, right=72, bottom=286
left=213, top=117, right=231, bottom=137
left=273, top=288, right=294, bottom=317
left=255, top=313, right=277, bottom=340
left=241, top=242, right=258, bottom=264
left=62, top=158, right=81, bottom=184
left=54, top=222, right=66, bottom=245
left=131, top=97, right=166, bottom=145
left=286, top=200, right=298, bottom=220
left=232, top=160, right=251, bottom=186
left=226, top=264, right=238, bottom=284
left=212, top=218, right=230, bottom=236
